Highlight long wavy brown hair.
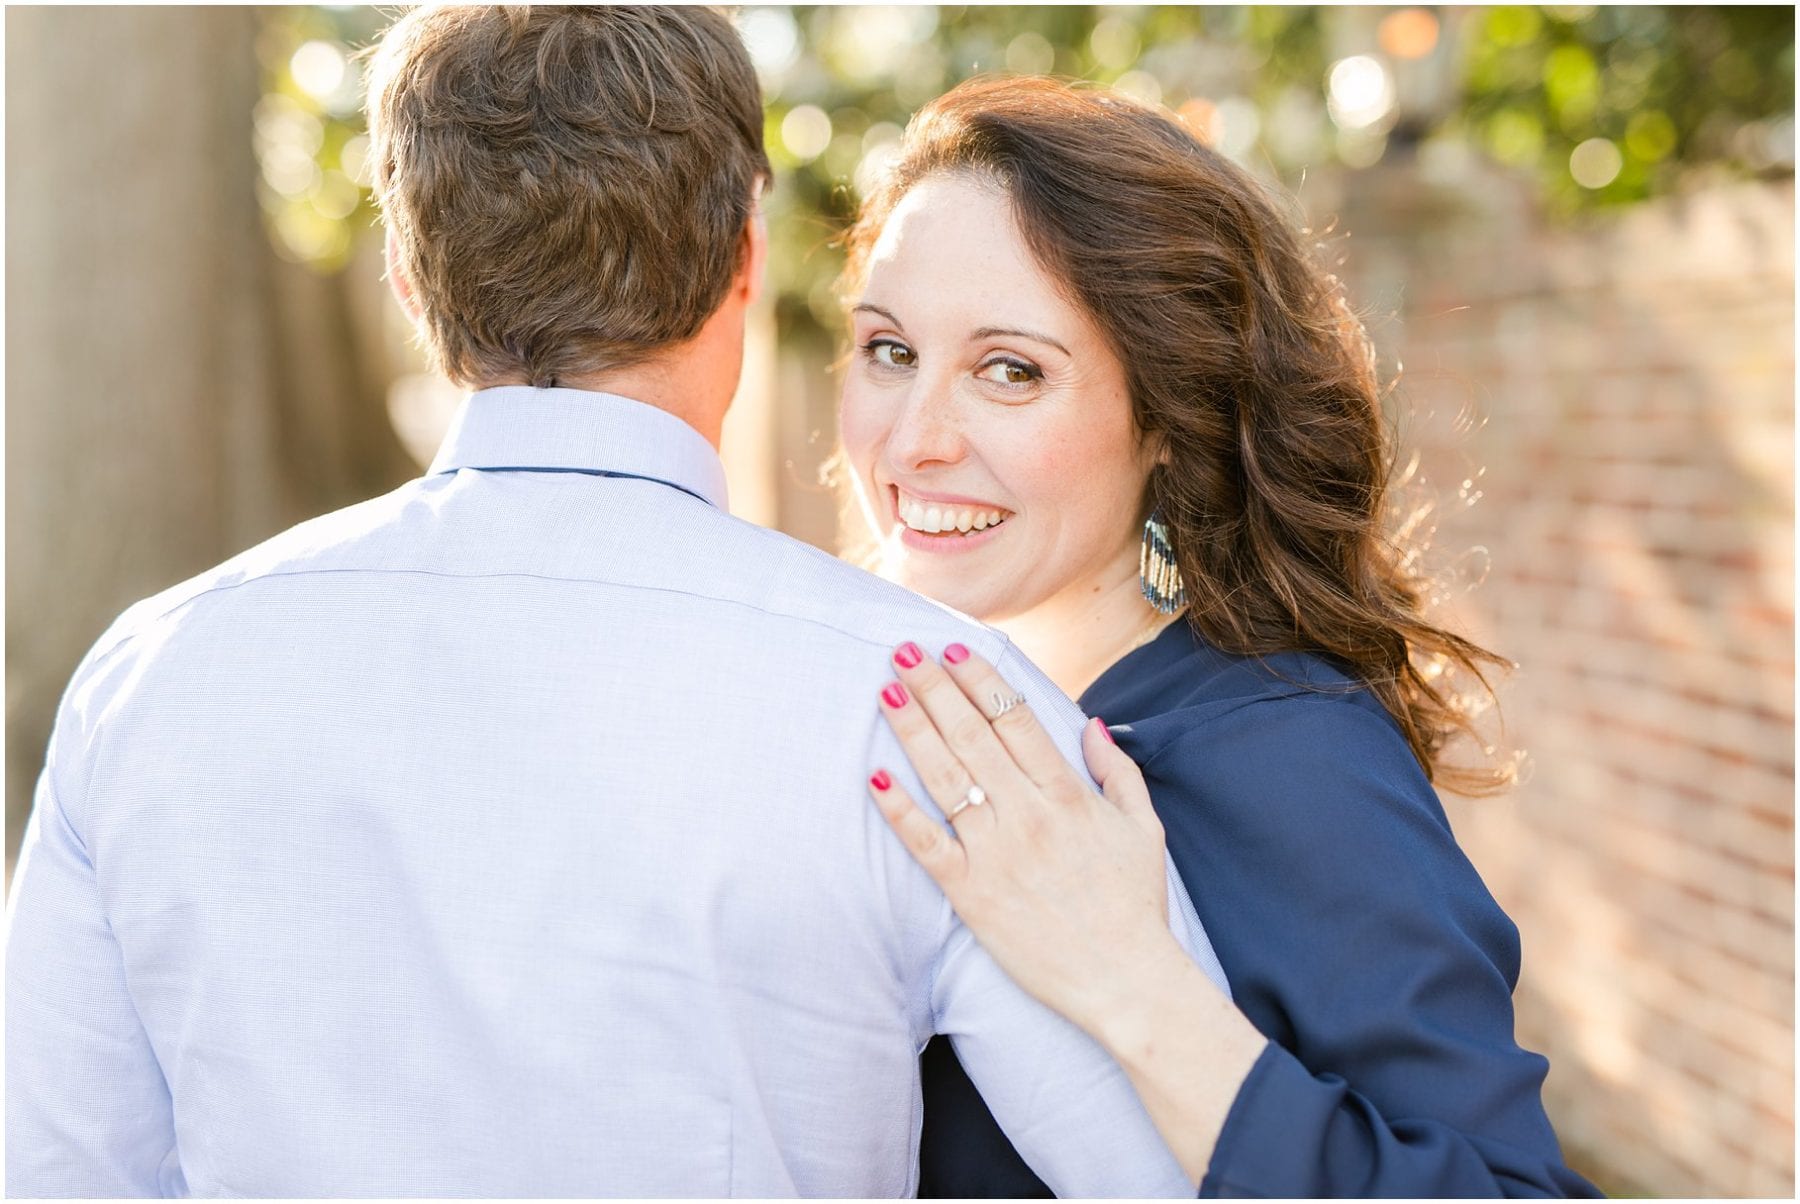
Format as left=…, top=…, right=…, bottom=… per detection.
left=842, top=77, right=1514, bottom=795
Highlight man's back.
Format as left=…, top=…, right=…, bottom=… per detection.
left=8, top=389, right=1217, bottom=1197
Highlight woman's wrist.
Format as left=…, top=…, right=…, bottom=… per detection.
left=1082, top=935, right=1270, bottom=1186
left=1079, top=930, right=1211, bottom=1063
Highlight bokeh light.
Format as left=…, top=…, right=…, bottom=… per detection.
left=740, top=7, right=800, bottom=85
left=862, top=121, right=903, bottom=154
left=1005, top=30, right=1054, bottom=76
left=1569, top=136, right=1624, bottom=188
left=312, top=170, right=361, bottom=220
left=780, top=104, right=833, bottom=162
left=825, top=5, right=938, bottom=84
left=255, top=93, right=324, bottom=200
left=289, top=40, right=345, bottom=101
left=1214, top=97, right=1263, bottom=161
left=1545, top=44, right=1600, bottom=125
left=1113, top=69, right=1163, bottom=107
left=1488, top=6, right=1545, bottom=48
left=1089, top=16, right=1140, bottom=72
left=1327, top=55, right=1397, bottom=131
left=1177, top=97, right=1221, bottom=145
left=1488, top=109, right=1547, bottom=167
left=854, top=139, right=903, bottom=197
left=1337, top=127, right=1389, bottom=169
left=339, top=134, right=370, bottom=186
left=1378, top=8, right=1440, bottom=61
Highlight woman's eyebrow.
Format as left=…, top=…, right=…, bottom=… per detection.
left=852, top=302, right=904, bottom=328
left=973, top=325, right=1070, bottom=356
left=855, top=305, right=1070, bottom=357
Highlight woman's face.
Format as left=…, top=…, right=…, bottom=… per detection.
left=839, top=173, right=1155, bottom=623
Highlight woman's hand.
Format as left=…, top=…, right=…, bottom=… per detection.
left=868, top=640, right=1184, bottom=1035
left=869, top=641, right=1269, bottom=1185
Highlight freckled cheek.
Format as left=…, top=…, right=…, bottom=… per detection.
left=1026, top=424, right=1141, bottom=543
left=837, top=392, right=887, bottom=478
left=997, top=428, right=1091, bottom=527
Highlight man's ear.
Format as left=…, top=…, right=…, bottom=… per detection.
left=735, top=178, right=769, bottom=307
left=385, top=226, right=423, bottom=323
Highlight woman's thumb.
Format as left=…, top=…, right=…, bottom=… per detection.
left=1081, top=717, right=1161, bottom=832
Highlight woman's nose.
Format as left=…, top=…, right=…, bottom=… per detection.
left=885, top=381, right=966, bottom=471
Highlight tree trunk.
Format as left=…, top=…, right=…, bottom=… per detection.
left=5, top=6, right=415, bottom=874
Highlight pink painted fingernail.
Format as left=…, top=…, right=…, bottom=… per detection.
left=870, top=770, right=892, bottom=791
left=881, top=682, right=909, bottom=708
left=944, top=642, right=970, bottom=664
left=894, top=642, right=924, bottom=669
left=1097, top=717, right=1115, bottom=743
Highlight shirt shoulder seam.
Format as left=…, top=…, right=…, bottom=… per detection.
left=91, top=562, right=1008, bottom=667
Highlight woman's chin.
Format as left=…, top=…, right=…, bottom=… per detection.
left=893, top=564, right=1008, bottom=623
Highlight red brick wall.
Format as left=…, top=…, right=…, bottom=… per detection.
left=1326, top=163, right=1794, bottom=1197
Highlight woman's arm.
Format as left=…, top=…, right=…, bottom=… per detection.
left=869, top=643, right=1265, bottom=1182
left=1080, top=931, right=1270, bottom=1185
left=875, top=642, right=1599, bottom=1198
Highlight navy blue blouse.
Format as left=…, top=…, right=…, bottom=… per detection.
left=917, top=622, right=1600, bottom=1198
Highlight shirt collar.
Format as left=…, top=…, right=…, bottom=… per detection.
left=428, top=386, right=729, bottom=511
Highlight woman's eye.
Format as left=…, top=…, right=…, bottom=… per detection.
left=978, top=357, right=1041, bottom=387
left=866, top=340, right=916, bottom=368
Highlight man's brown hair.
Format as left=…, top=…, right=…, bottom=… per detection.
left=366, top=5, right=769, bottom=387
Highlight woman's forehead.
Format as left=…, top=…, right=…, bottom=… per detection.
left=862, top=176, right=1088, bottom=339
left=870, top=176, right=1016, bottom=265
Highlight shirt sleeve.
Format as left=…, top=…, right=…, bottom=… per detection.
left=914, top=640, right=1228, bottom=1199
left=7, top=723, right=182, bottom=1197
left=929, top=923, right=1196, bottom=1197
left=1139, top=694, right=1600, bottom=1199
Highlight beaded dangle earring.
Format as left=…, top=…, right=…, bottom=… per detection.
left=1139, top=509, right=1188, bottom=614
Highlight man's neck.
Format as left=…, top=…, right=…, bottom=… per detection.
left=471, top=308, right=743, bottom=451
left=556, top=361, right=727, bottom=449
left=473, top=367, right=727, bottom=450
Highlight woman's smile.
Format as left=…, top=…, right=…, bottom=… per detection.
left=888, top=484, right=1013, bottom=552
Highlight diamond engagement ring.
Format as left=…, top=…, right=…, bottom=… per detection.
left=988, top=691, right=1026, bottom=720
left=947, top=783, right=987, bottom=819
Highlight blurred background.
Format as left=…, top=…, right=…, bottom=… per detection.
left=7, top=5, right=1793, bottom=1195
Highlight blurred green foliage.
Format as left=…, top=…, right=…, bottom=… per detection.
left=257, top=4, right=1794, bottom=342
left=254, top=5, right=392, bottom=272
left=1453, top=5, right=1796, bottom=211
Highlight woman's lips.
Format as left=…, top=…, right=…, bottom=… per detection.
left=896, top=521, right=1008, bottom=553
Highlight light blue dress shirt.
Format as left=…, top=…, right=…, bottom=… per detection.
left=7, top=387, right=1227, bottom=1198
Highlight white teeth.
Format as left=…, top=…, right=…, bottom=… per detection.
left=897, top=493, right=1008, bottom=535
